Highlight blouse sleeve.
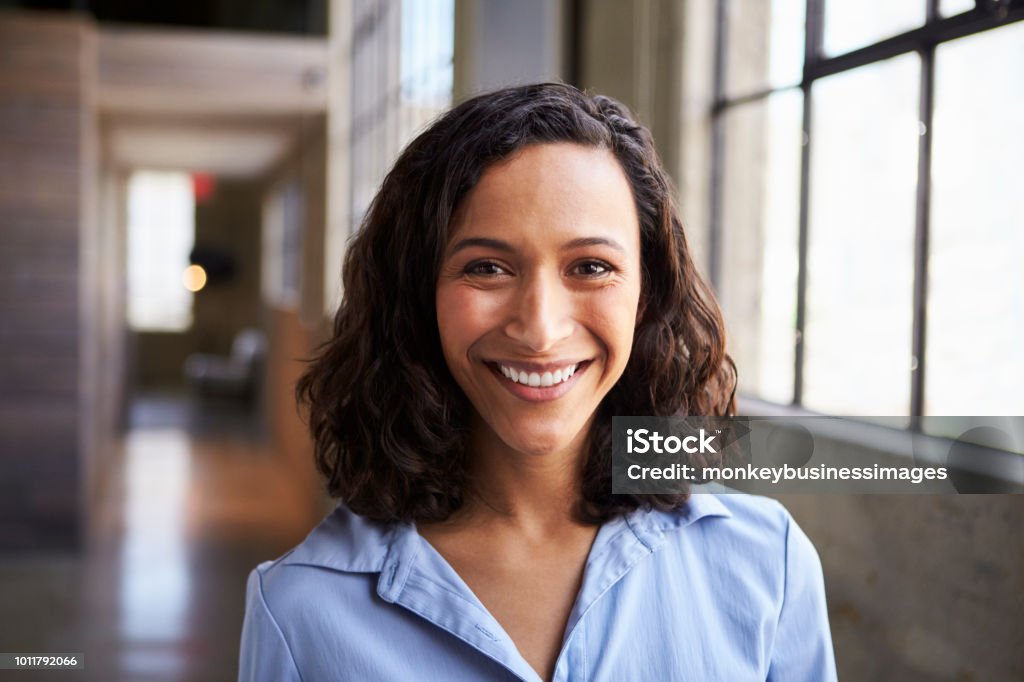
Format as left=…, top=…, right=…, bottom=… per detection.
left=767, top=513, right=838, bottom=682
left=239, top=567, right=303, bottom=682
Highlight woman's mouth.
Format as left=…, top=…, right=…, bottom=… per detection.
left=498, top=361, right=581, bottom=387
left=484, top=360, right=593, bottom=401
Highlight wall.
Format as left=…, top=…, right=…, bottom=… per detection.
left=260, top=115, right=332, bottom=520
left=0, top=12, right=96, bottom=551
left=453, top=0, right=567, bottom=101
left=87, top=161, right=128, bottom=517
left=577, top=0, right=684, bottom=173
left=676, top=0, right=716, bottom=271
left=780, top=494, right=1023, bottom=681
left=264, top=305, right=324, bottom=520
left=560, top=0, right=727, bottom=276
left=325, top=0, right=353, bottom=315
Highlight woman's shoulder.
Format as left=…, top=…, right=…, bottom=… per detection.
left=645, top=490, right=823, bottom=580
left=239, top=506, right=418, bottom=678
left=628, top=494, right=835, bottom=679
left=697, top=489, right=794, bottom=534
left=249, top=504, right=399, bottom=606
left=643, top=487, right=795, bottom=535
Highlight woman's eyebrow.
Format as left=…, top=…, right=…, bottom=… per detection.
left=561, top=237, right=626, bottom=254
left=446, top=235, right=626, bottom=256
left=447, top=237, right=513, bottom=256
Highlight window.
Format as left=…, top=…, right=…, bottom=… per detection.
left=126, top=171, right=196, bottom=332
left=926, top=21, right=1024, bottom=417
left=712, top=0, right=1024, bottom=419
left=262, top=179, right=304, bottom=309
left=349, top=0, right=455, bottom=238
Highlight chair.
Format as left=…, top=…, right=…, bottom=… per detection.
left=184, top=328, right=267, bottom=402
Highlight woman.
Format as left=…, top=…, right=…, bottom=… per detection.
left=239, top=83, right=836, bottom=681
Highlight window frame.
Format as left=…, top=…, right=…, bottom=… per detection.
left=709, top=0, right=1024, bottom=424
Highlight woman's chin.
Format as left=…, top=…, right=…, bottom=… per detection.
left=493, top=422, right=588, bottom=459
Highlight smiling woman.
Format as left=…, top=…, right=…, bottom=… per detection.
left=436, top=143, right=642, bottom=464
left=239, top=83, right=837, bottom=682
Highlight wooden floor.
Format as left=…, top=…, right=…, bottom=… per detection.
left=0, top=393, right=319, bottom=681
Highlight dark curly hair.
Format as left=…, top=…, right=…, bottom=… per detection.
left=296, top=82, right=736, bottom=524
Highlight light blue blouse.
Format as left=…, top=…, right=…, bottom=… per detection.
left=239, top=492, right=837, bottom=681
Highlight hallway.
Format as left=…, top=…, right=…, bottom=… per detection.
left=0, top=394, right=318, bottom=681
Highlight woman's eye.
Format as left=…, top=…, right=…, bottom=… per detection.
left=572, top=260, right=614, bottom=277
left=464, top=261, right=508, bottom=276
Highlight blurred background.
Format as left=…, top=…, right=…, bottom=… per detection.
left=0, top=0, right=1021, bottom=680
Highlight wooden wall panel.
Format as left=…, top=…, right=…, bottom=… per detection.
left=264, top=306, right=326, bottom=524
left=0, top=12, right=95, bottom=551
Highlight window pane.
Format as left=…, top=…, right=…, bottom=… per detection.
left=823, top=0, right=925, bottom=56
left=725, top=0, right=806, bottom=98
left=350, top=0, right=455, bottom=243
left=804, top=54, right=920, bottom=417
left=126, top=171, right=195, bottom=332
left=939, top=0, right=974, bottom=17
left=401, top=0, right=454, bottom=109
left=926, top=22, right=1024, bottom=416
left=262, top=180, right=303, bottom=309
left=720, top=90, right=803, bottom=404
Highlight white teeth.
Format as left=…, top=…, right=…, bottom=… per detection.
left=497, top=363, right=580, bottom=387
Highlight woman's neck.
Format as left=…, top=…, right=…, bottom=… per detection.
left=457, top=415, right=593, bottom=536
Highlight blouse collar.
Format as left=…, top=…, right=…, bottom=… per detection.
left=282, top=490, right=733, bottom=576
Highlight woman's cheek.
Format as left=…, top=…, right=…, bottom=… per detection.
left=590, top=292, right=639, bottom=370
left=463, top=286, right=510, bottom=328
left=438, top=284, right=504, bottom=354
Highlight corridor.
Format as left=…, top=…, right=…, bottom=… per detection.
left=0, top=394, right=318, bottom=681
left=2, top=2, right=1022, bottom=680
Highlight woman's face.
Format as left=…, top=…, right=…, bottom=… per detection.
left=436, top=143, right=642, bottom=459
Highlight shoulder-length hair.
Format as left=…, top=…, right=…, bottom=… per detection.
left=297, top=82, right=736, bottom=524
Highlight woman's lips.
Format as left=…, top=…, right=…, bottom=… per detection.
left=485, top=360, right=592, bottom=402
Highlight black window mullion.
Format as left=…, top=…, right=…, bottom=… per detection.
left=793, top=87, right=811, bottom=408
left=910, top=42, right=936, bottom=425
left=793, top=0, right=823, bottom=407
left=806, top=5, right=1024, bottom=81
left=805, top=0, right=825, bottom=72
left=708, top=0, right=729, bottom=293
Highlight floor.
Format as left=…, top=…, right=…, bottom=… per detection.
left=0, top=392, right=318, bottom=681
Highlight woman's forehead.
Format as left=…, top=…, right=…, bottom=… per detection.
left=446, top=143, right=640, bottom=250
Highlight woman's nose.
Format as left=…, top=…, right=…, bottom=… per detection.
left=503, top=272, right=574, bottom=353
